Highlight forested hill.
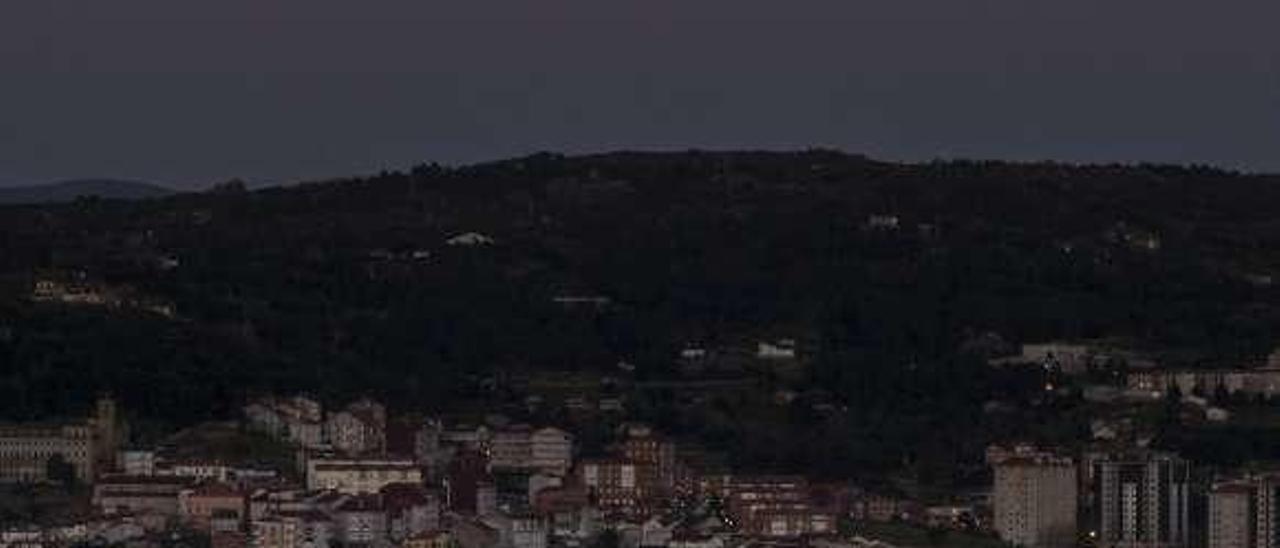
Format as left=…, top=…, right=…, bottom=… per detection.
left=1, top=150, right=1279, bottom=426
left=0, top=179, right=172, bottom=204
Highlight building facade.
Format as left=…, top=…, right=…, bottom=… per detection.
left=489, top=426, right=534, bottom=472
left=993, top=453, right=1077, bottom=548
left=93, top=475, right=192, bottom=517
left=621, top=426, right=676, bottom=502
left=1256, top=475, right=1280, bottom=548
left=723, top=476, right=834, bottom=539
left=1094, top=452, right=1190, bottom=548
left=579, top=458, right=640, bottom=516
left=0, top=395, right=121, bottom=483
left=305, top=457, right=421, bottom=494
left=530, top=428, right=573, bottom=476
left=180, top=482, right=247, bottom=532
left=326, top=409, right=385, bottom=456
left=1129, top=368, right=1280, bottom=398
left=1208, top=481, right=1254, bottom=548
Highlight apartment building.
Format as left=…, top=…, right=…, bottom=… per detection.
left=383, top=483, right=442, bottom=542
left=305, top=456, right=421, bottom=494
left=490, top=425, right=535, bottom=472
left=486, top=425, right=573, bottom=477
left=1199, top=473, right=1280, bottom=548
left=491, top=513, right=549, bottom=548
left=0, top=395, right=121, bottom=483
left=1094, top=452, right=1190, bottom=548
left=1208, top=481, right=1254, bottom=548
left=118, top=449, right=156, bottom=476
left=179, top=482, right=247, bottom=532
left=326, top=399, right=387, bottom=456
left=530, top=428, right=573, bottom=476
left=1129, top=368, right=1280, bottom=398
left=404, top=530, right=454, bottom=548
left=621, top=425, right=676, bottom=501
left=723, top=476, right=833, bottom=538
left=94, top=475, right=192, bottom=517
left=252, top=511, right=335, bottom=548
left=579, top=458, right=640, bottom=516
left=243, top=395, right=326, bottom=449
left=993, top=452, right=1077, bottom=547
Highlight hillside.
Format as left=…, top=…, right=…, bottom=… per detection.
left=1, top=150, right=1279, bottom=479
left=0, top=179, right=172, bottom=204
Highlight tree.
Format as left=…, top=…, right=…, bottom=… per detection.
left=1157, top=383, right=1184, bottom=440
left=591, top=530, right=620, bottom=548
left=45, top=454, right=76, bottom=487
left=1213, top=382, right=1230, bottom=405
left=210, top=179, right=248, bottom=194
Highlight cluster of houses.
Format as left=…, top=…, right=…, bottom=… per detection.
left=30, top=276, right=176, bottom=317
left=2, top=394, right=912, bottom=548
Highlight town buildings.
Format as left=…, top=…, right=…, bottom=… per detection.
left=533, top=483, right=595, bottom=538
left=578, top=457, right=640, bottom=517
left=1093, top=452, right=1191, bottom=548
left=252, top=511, right=335, bottom=548
left=158, top=459, right=233, bottom=483
left=756, top=340, right=798, bottom=360
left=326, top=399, right=388, bottom=456
left=1257, top=476, right=1280, bottom=548
left=331, top=494, right=388, bottom=545
left=620, top=425, right=677, bottom=502
left=490, top=513, right=550, bottom=548
left=93, top=475, right=192, bottom=517
left=413, top=419, right=447, bottom=471
left=0, top=394, right=121, bottom=483
left=849, top=492, right=912, bottom=523
left=1129, top=368, right=1280, bottom=399
left=1203, top=474, right=1280, bottom=548
left=245, top=484, right=441, bottom=548
left=722, top=476, right=836, bottom=539
left=988, top=342, right=1102, bottom=374
left=118, top=449, right=157, bottom=476
left=530, top=428, right=574, bottom=477
left=0, top=422, right=97, bottom=483
left=6, top=392, right=1061, bottom=548
left=245, top=396, right=390, bottom=456
left=179, top=482, right=247, bottom=532
left=305, top=456, right=421, bottom=494
left=490, top=425, right=535, bottom=472
left=992, top=448, right=1077, bottom=547
left=1208, top=480, right=1254, bottom=548
left=403, top=529, right=455, bottom=548
left=382, top=483, right=442, bottom=542
left=244, top=395, right=326, bottom=450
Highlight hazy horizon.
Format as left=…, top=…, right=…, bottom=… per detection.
left=3, top=0, right=1278, bottom=188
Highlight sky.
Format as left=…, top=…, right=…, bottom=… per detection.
left=1, top=0, right=1277, bottom=188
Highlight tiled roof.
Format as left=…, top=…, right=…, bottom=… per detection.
left=335, top=494, right=384, bottom=512
left=192, top=482, right=244, bottom=498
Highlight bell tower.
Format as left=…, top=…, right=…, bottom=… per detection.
left=93, top=393, right=121, bottom=469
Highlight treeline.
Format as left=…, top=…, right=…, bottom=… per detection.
left=0, top=151, right=1278, bottom=479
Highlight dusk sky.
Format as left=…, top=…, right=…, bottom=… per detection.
left=2, top=0, right=1277, bottom=188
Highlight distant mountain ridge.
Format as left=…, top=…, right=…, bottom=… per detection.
left=0, top=179, right=172, bottom=204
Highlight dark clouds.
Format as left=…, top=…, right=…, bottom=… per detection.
left=2, top=0, right=1277, bottom=186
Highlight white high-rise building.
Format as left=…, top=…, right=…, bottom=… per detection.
left=1209, top=480, right=1254, bottom=548
left=1201, top=473, right=1280, bottom=548
left=993, top=451, right=1078, bottom=547
left=1255, top=474, right=1280, bottom=548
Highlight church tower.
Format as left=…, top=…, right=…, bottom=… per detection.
left=93, top=393, right=121, bottom=471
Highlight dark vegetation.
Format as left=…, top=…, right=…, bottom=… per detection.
left=2, top=150, right=1279, bottom=484
left=0, top=179, right=172, bottom=205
